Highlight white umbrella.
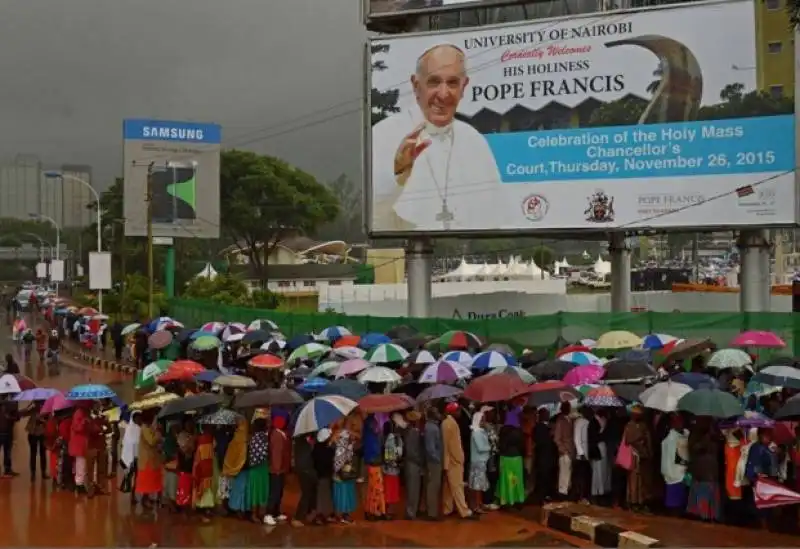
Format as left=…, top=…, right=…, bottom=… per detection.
left=332, top=346, right=366, bottom=360
left=640, top=382, right=693, bottom=412
left=358, top=366, right=402, bottom=384
left=0, top=374, right=21, bottom=394
left=225, top=332, right=245, bottom=343
left=707, top=349, right=753, bottom=370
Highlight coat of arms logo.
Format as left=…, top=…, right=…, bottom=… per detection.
left=585, top=189, right=615, bottom=223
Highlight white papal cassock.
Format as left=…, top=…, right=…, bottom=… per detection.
left=371, top=107, right=503, bottom=232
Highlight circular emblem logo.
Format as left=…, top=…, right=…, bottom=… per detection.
left=522, top=194, right=549, bottom=221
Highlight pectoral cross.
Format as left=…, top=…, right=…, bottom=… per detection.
left=436, top=201, right=454, bottom=230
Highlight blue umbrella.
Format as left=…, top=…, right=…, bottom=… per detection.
left=66, top=384, right=117, bottom=401
left=293, top=395, right=358, bottom=436
left=190, top=330, right=218, bottom=340
left=359, top=333, right=391, bottom=349
left=54, top=307, right=68, bottom=314
left=287, top=334, right=315, bottom=350
left=672, top=372, right=718, bottom=390
left=147, top=316, right=175, bottom=333
left=319, top=378, right=369, bottom=400
left=471, top=351, right=516, bottom=371
left=318, top=326, right=352, bottom=342
left=298, top=377, right=329, bottom=393
left=195, top=370, right=221, bottom=383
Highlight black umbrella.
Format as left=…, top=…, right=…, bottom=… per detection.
left=319, top=378, right=369, bottom=400
left=386, top=325, right=418, bottom=340
left=603, top=360, right=656, bottom=383
left=519, top=349, right=548, bottom=368
left=290, top=366, right=312, bottom=379
left=242, top=330, right=270, bottom=345
left=177, top=328, right=198, bottom=343
left=608, top=383, right=648, bottom=402
left=774, top=394, right=800, bottom=420
left=260, top=340, right=286, bottom=354
left=760, top=355, right=799, bottom=369
left=233, top=388, right=304, bottom=408
left=157, top=393, right=224, bottom=419
left=527, top=359, right=577, bottom=381
left=395, top=335, right=434, bottom=352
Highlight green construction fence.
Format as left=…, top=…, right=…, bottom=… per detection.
left=169, top=299, right=800, bottom=356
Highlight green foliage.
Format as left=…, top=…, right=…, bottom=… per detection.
left=371, top=44, right=400, bottom=125
left=76, top=273, right=167, bottom=320
left=182, top=273, right=280, bottom=309
left=318, top=174, right=364, bottom=243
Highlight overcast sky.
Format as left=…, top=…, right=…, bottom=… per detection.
left=0, top=0, right=365, bottom=189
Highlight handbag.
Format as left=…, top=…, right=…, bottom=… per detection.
left=338, top=461, right=359, bottom=481
left=615, top=440, right=634, bottom=471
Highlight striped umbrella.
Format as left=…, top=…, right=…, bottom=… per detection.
left=485, top=365, right=536, bottom=384
left=293, top=395, right=358, bottom=436
left=471, top=351, right=516, bottom=371
left=221, top=323, right=247, bottom=342
left=248, top=319, right=280, bottom=332
left=364, top=343, right=409, bottom=364
left=442, top=350, right=472, bottom=365
left=437, top=330, right=483, bottom=350
left=332, top=346, right=366, bottom=360
left=559, top=351, right=603, bottom=366
left=358, top=366, right=402, bottom=384
left=135, top=359, right=173, bottom=389
left=419, top=360, right=472, bottom=384
left=318, top=326, right=352, bottom=341
left=335, top=358, right=371, bottom=379
left=288, top=343, right=331, bottom=362
left=409, top=350, right=437, bottom=365
left=200, top=321, right=226, bottom=334
left=642, top=333, right=678, bottom=350
left=309, top=361, right=344, bottom=378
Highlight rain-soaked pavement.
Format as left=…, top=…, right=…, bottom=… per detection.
left=2, top=314, right=799, bottom=547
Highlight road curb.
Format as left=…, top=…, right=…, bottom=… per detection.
left=541, top=503, right=662, bottom=549
left=66, top=345, right=137, bottom=376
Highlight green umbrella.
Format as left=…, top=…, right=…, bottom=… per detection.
left=365, top=343, right=409, bottom=364
left=308, top=360, right=341, bottom=378
left=122, top=323, right=141, bottom=336
left=677, top=389, right=743, bottom=418
left=134, top=359, right=173, bottom=389
left=288, top=342, right=331, bottom=362
left=191, top=335, right=221, bottom=351
left=485, top=365, right=536, bottom=384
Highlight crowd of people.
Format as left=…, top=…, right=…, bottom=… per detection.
left=1, top=310, right=799, bottom=536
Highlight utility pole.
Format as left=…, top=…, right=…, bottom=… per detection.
left=146, top=162, right=155, bottom=318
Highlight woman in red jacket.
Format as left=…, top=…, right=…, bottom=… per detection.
left=56, top=413, right=73, bottom=490
left=69, top=403, right=91, bottom=494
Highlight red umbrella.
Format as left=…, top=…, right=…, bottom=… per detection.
left=463, top=375, right=533, bottom=403
left=248, top=353, right=284, bottom=369
left=333, top=335, right=361, bottom=349
left=78, top=307, right=98, bottom=316
left=157, top=360, right=206, bottom=383
left=556, top=345, right=592, bottom=358
left=358, top=393, right=415, bottom=414
left=14, top=375, right=37, bottom=391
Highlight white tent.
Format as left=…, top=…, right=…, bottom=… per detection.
left=594, top=255, right=611, bottom=275
left=442, top=258, right=479, bottom=281
left=196, top=262, right=218, bottom=280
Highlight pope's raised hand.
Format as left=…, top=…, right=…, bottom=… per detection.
left=394, top=123, right=431, bottom=186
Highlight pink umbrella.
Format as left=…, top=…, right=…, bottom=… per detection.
left=731, top=330, right=786, bottom=349
left=562, top=365, right=604, bottom=386
left=41, top=393, right=72, bottom=414
left=335, top=358, right=371, bottom=379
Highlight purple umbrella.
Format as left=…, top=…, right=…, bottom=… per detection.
left=13, top=388, right=61, bottom=402
left=417, top=384, right=463, bottom=403
left=719, top=411, right=775, bottom=430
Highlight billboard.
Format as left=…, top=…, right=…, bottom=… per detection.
left=369, top=0, right=514, bottom=18
left=123, top=119, right=221, bottom=239
left=367, top=0, right=797, bottom=236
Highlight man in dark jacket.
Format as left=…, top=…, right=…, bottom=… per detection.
left=403, top=410, right=424, bottom=519
left=423, top=408, right=443, bottom=520
left=110, top=321, right=124, bottom=361
left=0, top=400, right=19, bottom=477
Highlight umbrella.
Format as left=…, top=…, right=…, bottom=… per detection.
left=158, top=360, right=206, bottom=383
left=559, top=352, right=602, bottom=366
left=641, top=333, right=678, bottom=350
left=672, top=372, right=718, bottom=390
left=148, top=330, right=173, bottom=350
left=41, top=393, right=73, bottom=414
left=220, top=323, right=247, bottom=341
left=603, top=360, right=656, bottom=383
left=464, top=374, right=533, bottom=403
left=677, top=389, right=743, bottom=418
left=333, top=335, right=361, bottom=349
left=242, top=330, right=271, bottom=345
left=288, top=343, right=331, bottom=362
left=335, top=358, right=371, bottom=379
left=298, top=377, right=330, bottom=393
left=358, top=366, right=402, bottom=384
left=135, top=359, right=173, bottom=389
left=518, top=349, right=548, bottom=368
left=248, top=353, right=284, bottom=369
left=577, top=338, right=597, bottom=348
left=719, top=411, right=775, bottom=430
left=596, top=330, right=642, bottom=349
left=417, top=384, right=463, bottom=403
left=319, top=378, right=369, bottom=400
left=248, top=319, right=279, bottom=332
left=0, top=374, right=21, bottom=394
left=556, top=344, right=593, bottom=358
left=13, top=388, right=61, bottom=402
left=744, top=380, right=781, bottom=399
left=293, top=395, right=358, bottom=436
left=442, top=350, right=472, bottom=365
left=419, top=360, right=472, bottom=384
left=615, top=349, right=652, bottom=362
left=78, top=307, right=98, bottom=316
left=223, top=332, right=245, bottom=344
left=760, top=356, right=798, bottom=368
left=129, top=391, right=181, bottom=411
left=290, top=366, right=312, bottom=380
left=318, top=326, right=352, bottom=341
left=409, top=350, right=437, bottom=365
left=199, top=408, right=242, bottom=425
left=365, top=343, right=409, bottom=364
left=309, top=361, right=342, bottom=378
left=195, top=370, right=222, bottom=383
left=386, top=325, right=418, bottom=340
left=435, top=330, right=483, bottom=350
left=260, top=339, right=287, bottom=354
left=200, top=321, right=226, bottom=334
left=612, top=383, right=648, bottom=402
left=664, top=338, right=715, bottom=361
left=640, top=382, right=693, bottom=412
left=485, top=365, right=535, bottom=384
left=332, top=346, right=366, bottom=360
left=775, top=394, right=800, bottom=420
left=13, top=375, right=37, bottom=391
left=584, top=386, right=625, bottom=407
left=158, top=393, right=224, bottom=419
left=754, top=365, right=800, bottom=390
left=190, top=330, right=217, bottom=341
left=66, top=384, right=116, bottom=401
left=707, top=348, right=754, bottom=370
left=528, top=359, right=577, bottom=381
left=527, top=381, right=581, bottom=407
left=192, top=335, right=221, bottom=351
left=358, top=393, right=415, bottom=414
left=731, top=330, right=786, bottom=349
left=754, top=477, right=800, bottom=509
left=233, top=388, right=304, bottom=408
left=486, top=343, right=515, bottom=355
left=121, top=323, right=141, bottom=336
left=176, top=328, right=198, bottom=342
left=287, top=334, right=315, bottom=350
left=395, top=335, right=435, bottom=352
left=562, top=365, right=604, bottom=386
left=359, top=333, right=392, bottom=349
left=214, top=375, right=257, bottom=389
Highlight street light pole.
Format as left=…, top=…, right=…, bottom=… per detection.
left=28, top=214, right=60, bottom=291
left=45, top=172, right=103, bottom=313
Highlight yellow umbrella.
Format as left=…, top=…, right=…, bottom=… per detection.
left=129, top=391, right=180, bottom=411
left=596, top=330, right=643, bottom=350
left=102, top=407, right=121, bottom=423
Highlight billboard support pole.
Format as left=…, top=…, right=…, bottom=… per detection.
left=165, top=246, right=175, bottom=299
left=406, top=237, right=433, bottom=318
left=146, top=162, right=155, bottom=318
left=609, top=233, right=631, bottom=312
left=737, top=229, right=771, bottom=312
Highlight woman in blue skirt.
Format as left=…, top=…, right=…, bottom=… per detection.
left=332, top=423, right=357, bottom=524
left=223, top=417, right=250, bottom=517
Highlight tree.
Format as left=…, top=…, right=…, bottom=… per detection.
left=183, top=273, right=280, bottom=309
left=220, top=150, right=340, bottom=286
left=697, top=86, right=793, bottom=120
left=587, top=96, right=649, bottom=127
left=318, top=174, right=364, bottom=243
left=371, top=44, right=400, bottom=125
left=790, top=0, right=800, bottom=29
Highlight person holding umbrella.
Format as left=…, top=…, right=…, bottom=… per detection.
left=134, top=410, right=163, bottom=508
left=442, top=401, right=476, bottom=520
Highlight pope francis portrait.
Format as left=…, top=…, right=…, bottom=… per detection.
left=372, top=43, right=503, bottom=232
